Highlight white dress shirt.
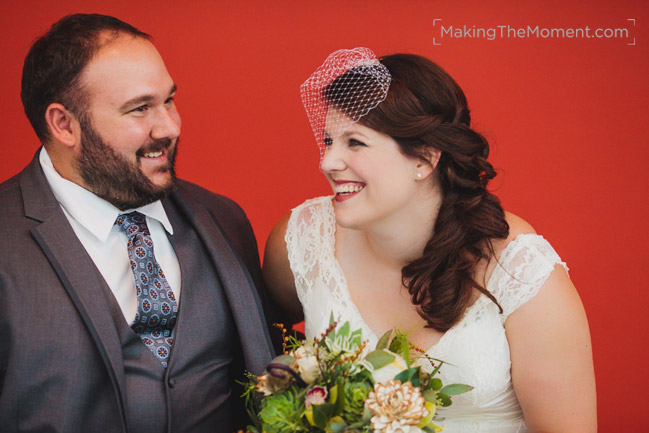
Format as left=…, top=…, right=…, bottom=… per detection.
left=39, top=147, right=182, bottom=323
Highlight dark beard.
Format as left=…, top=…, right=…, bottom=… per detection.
left=76, top=116, right=178, bottom=210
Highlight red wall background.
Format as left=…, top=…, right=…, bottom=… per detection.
left=1, top=1, right=647, bottom=430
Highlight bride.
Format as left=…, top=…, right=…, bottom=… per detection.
left=263, top=48, right=596, bottom=432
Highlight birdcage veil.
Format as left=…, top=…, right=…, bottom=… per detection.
left=300, top=47, right=392, bottom=160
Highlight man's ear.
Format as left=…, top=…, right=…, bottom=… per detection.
left=44, top=103, right=81, bottom=148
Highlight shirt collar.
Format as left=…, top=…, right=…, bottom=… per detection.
left=39, top=147, right=174, bottom=242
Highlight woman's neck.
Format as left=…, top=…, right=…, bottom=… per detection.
left=356, top=188, right=442, bottom=271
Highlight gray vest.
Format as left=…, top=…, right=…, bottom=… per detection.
left=104, top=206, right=239, bottom=433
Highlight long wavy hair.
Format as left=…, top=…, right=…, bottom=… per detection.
left=327, top=54, right=509, bottom=331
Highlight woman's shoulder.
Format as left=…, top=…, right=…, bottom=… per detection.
left=486, top=212, right=568, bottom=318
left=490, top=211, right=538, bottom=257
left=286, top=195, right=335, bottom=233
left=262, top=196, right=335, bottom=323
left=503, top=211, right=536, bottom=243
left=491, top=211, right=565, bottom=272
left=267, top=196, right=333, bottom=247
left=291, top=195, right=333, bottom=215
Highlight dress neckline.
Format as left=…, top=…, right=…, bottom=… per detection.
left=332, top=250, right=490, bottom=354
left=321, top=197, right=532, bottom=354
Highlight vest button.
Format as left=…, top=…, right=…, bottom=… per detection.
left=168, top=378, right=176, bottom=388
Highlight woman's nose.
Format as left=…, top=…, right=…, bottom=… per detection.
left=319, top=141, right=346, bottom=172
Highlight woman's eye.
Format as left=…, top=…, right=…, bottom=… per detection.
left=323, top=137, right=333, bottom=147
left=349, top=138, right=366, bottom=147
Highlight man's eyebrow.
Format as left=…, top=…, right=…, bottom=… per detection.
left=119, top=84, right=177, bottom=111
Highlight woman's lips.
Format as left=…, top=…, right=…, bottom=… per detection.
left=333, top=181, right=365, bottom=202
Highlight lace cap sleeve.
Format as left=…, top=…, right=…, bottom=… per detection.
left=285, top=196, right=335, bottom=304
left=489, top=234, right=569, bottom=322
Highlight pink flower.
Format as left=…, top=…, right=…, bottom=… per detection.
left=305, top=385, right=328, bottom=408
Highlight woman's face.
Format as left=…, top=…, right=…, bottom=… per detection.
left=320, top=111, right=423, bottom=232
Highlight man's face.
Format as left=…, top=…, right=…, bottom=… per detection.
left=74, top=34, right=181, bottom=209
left=76, top=113, right=178, bottom=210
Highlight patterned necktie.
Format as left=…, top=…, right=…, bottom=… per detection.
left=115, top=212, right=178, bottom=367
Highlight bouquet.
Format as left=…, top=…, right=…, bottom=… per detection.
left=242, top=317, right=472, bottom=433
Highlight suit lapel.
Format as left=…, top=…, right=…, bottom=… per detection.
left=165, top=191, right=274, bottom=374
left=20, top=153, right=129, bottom=431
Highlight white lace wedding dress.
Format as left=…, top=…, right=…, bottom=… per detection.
left=285, top=196, right=569, bottom=433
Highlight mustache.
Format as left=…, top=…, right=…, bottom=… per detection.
left=136, top=138, right=175, bottom=157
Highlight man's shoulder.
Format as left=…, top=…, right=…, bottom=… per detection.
left=0, top=165, right=42, bottom=243
left=0, top=153, right=44, bottom=205
left=171, top=179, right=258, bottom=254
left=0, top=171, right=23, bottom=196
left=0, top=170, right=27, bottom=216
left=173, top=178, right=246, bottom=218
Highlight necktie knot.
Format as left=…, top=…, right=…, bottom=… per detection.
left=116, top=211, right=150, bottom=237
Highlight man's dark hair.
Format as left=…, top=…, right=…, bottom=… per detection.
left=21, top=13, right=150, bottom=141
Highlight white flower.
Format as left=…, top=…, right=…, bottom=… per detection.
left=372, top=350, right=408, bottom=384
left=366, top=380, right=429, bottom=433
left=371, top=420, right=424, bottom=433
left=291, top=345, right=320, bottom=383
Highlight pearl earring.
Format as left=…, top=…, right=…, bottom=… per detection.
left=416, top=173, right=423, bottom=179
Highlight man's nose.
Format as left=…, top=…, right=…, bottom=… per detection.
left=151, top=106, right=181, bottom=140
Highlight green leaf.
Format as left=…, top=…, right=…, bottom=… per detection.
left=431, top=377, right=442, bottom=391
left=422, top=426, right=440, bottom=433
left=388, top=337, right=403, bottom=354
left=440, top=383, right=474, bottom=395
left=330, top=422, right=348, bottom=433
left=388, top=330, right=411, bottom=361
left=329, top=384, right=339, bottom=405
left=362, top=405, right=372, bottom=423
left=366, top=350, right=395, bottom=369
left=422, top=388, right=437, bottom=403
left=312, top=403, right=336, bottom=428
left=329, top=312, right=335, bottom=326
left=393, top=367, right=417, bottom=383
left=437, top=392, right=452, bottom=407
left=338, top=321, right=350, bottom=337
left=351, top=329, right=363, bottom=345
left=402, top=342, right=411, bottom=365
left=375, top=330, right=393, bottom=350
left=430, top=361, right=443, bottom=377
left=409, top=367, right=422, bottom=387
left=334, top=377, right=346, bottom=414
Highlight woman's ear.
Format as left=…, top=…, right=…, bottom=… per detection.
left=415, top=148, right=441, bottom=181
left=44, top=103, right=81, bottom=148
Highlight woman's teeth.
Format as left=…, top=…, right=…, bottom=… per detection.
left=335, top=184, right=365, bottom=195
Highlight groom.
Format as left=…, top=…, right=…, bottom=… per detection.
left=0, top=13, right=277, bottom=432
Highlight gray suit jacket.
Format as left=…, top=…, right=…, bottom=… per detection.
left=0, top=152, right=277, bottom=432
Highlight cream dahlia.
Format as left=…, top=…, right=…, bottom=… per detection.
left=366, top=380, right=429, bottom=433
